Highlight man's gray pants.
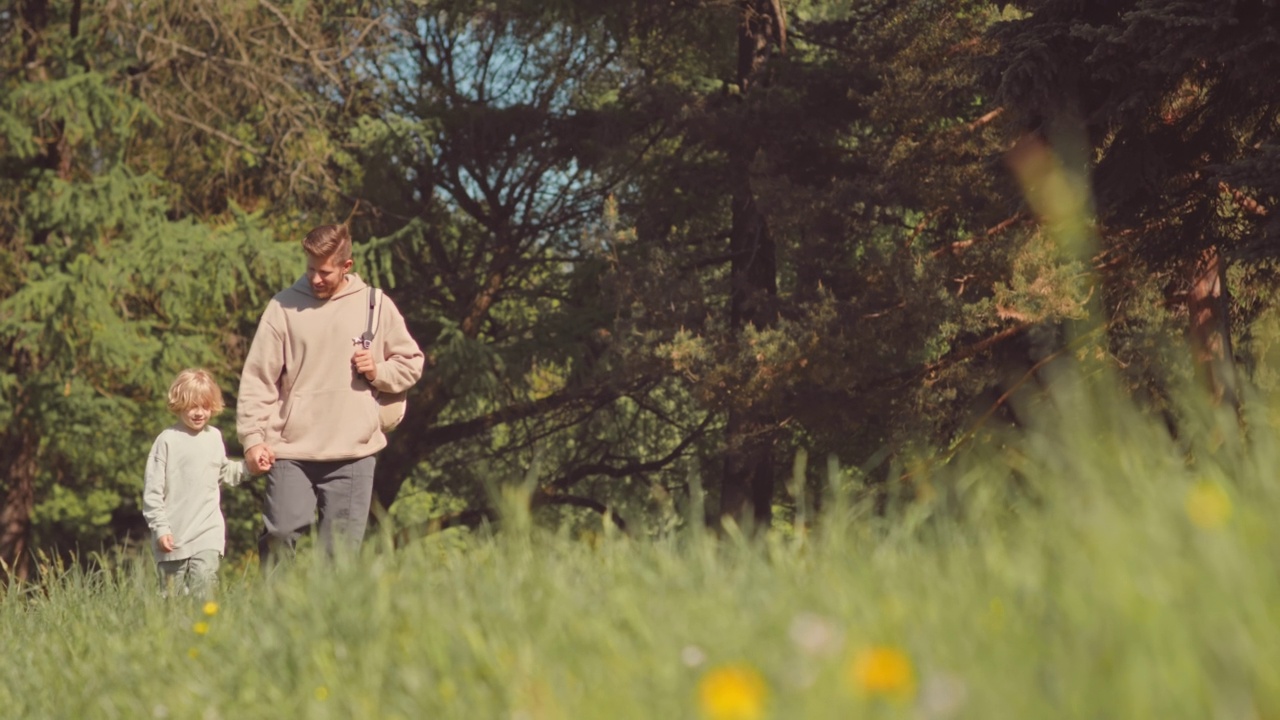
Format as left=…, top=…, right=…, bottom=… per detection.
left=258, top=456, right=376, bottom=568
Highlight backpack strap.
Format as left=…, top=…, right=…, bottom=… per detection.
left=360, top=286, right=377, bottom=349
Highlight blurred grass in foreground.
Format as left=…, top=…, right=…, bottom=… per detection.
left=3, top=364, right=1280, bottom=720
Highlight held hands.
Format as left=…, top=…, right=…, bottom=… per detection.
left=157, top=534, right=175, bottom=553
left=246, top=443, right=275, bottom=476
left=352, top=349, right=378, bottom=382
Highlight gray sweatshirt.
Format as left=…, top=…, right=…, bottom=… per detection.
left=141, top=424, right=248, bottom=562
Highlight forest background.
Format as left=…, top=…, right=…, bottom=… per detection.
left=3, top=0, right=1280, bottom=582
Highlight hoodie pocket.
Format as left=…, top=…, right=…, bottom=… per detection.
left=280, top=390, right=380, bottom=449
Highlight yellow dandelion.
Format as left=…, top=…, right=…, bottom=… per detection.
left=192, top=621, right=210, bottom=636
left=1186, top=481, right=1231, bottom=529
left=849, top=646, right=915, bottom=700
left=697, top=663, right=768, bottom=720
left=315, top=686, right=329, bottom=701
left=202, top=601, right=219, bottom=617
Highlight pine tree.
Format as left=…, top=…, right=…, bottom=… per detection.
left=0, top=1, right=294, bottom=580
left=989, top=0, right=1280, bottom=405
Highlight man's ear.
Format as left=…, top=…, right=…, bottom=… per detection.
left=342, top=257, right=354, bottom=272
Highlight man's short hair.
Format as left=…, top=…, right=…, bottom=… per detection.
left=167, top=368, right=225, bottom=414
left=302, top=224, right=352, bottom=263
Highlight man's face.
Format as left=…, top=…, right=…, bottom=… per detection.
left=306, top=253, right=352, bottom=299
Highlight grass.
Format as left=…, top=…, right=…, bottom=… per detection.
left=3, top=369, right=1279, bottom=719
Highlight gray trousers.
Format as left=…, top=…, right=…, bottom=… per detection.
left=158, top=549, right=220, bottom=598
left=258, top=456, right=376, bottom=568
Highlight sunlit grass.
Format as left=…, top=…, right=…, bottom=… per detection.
left=3, top=371, right=1280, bottom=719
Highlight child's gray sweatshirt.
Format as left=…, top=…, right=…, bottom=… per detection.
left=142, top=424, right=247, bottom=562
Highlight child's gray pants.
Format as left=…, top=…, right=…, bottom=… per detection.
left=158, top=549, right=220, bottom=598
left=257, top=456, right=376, bottom=569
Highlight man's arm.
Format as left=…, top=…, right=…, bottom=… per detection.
left=237, top=304, right=286, bottom=451
left=370, top=294, right=425, bottom=394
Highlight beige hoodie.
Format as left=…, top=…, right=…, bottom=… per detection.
left=237, top=273, right=424, bottom=461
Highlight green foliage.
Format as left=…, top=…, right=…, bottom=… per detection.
left=0, top=197, right=295, bottom=550
left=0, top=44, right=297, bottom=560
left=5, top=0, right=1280, bottom=564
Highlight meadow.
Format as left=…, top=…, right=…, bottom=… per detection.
left=2, top=370, right=1278, bottom=720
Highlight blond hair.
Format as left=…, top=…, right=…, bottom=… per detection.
left=302, top=224, right=352, bottom=263
left=167, top=368, right=225, bottom=414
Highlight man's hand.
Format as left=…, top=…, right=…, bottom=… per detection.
left=158, top=534, right=175, bottom=553
left=246, top=443, right=275, bottom=475
left=352, top=349, right=378, bottom=382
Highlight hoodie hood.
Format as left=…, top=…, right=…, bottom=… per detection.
left=287, top=271, right=369, bottom=301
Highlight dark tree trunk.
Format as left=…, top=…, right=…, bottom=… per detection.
left=3, top=1, right=56, bottom=582
left=722, top=405, right=776, bottom=526
left=0, top=434, right=38, bottom=584
left=1188, top=245, right=1238, bottom=408
left=372, top=381, right=446, bottom=513
left=720, top=0, right=784, bottom=527
left=18, top=0, right=50, bottom=65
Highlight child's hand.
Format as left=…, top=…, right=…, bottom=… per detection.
left=252, top=450, right=273, bottom=475
left=246, top=444, right=275, bottom=475
left=157, top=534, right=175, bottom=553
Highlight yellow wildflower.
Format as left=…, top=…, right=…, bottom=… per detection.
left=315, top=686, right=329, bottom=701
left=192, top=621, right=210, bottom=636
left=1186, top=481, right=1231, bottom=529
left=202, top=601, right=219, bottom=617
left=849, top=646, right=915, bottom=700
left=438, top=679, right=457, bottom=703
left=697, top=663, right=768, bottom=720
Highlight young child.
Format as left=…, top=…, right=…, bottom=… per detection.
left=142, top=369, right=266, bottom=596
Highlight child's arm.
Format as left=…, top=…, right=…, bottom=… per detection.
left=219, top=458, right=253, bottom=487
left=141, top=437, right=173, bottom=551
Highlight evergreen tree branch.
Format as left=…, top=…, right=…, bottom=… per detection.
left=1219, top=182, right=1269, bottom=217
left=930, top=213, right=1028, bottom=257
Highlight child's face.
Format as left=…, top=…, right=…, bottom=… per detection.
left=179, top=405, right=214, bottom=432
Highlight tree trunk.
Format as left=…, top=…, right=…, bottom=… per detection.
left=722, top=404, right=776, bottom=526
left=720, top=0, right=784, bottom=527
left=1188, top=245, right=1238, bottom=408
left=18, top=0, right=50, bottom=65
left=2, top=3, right=62, bottom=584
left=372, top=378, right=447, bottom=513
left=0, top=435, right=38, bottom=584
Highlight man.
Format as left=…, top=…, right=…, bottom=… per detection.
left=237, top=224, right=424, bottom=566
